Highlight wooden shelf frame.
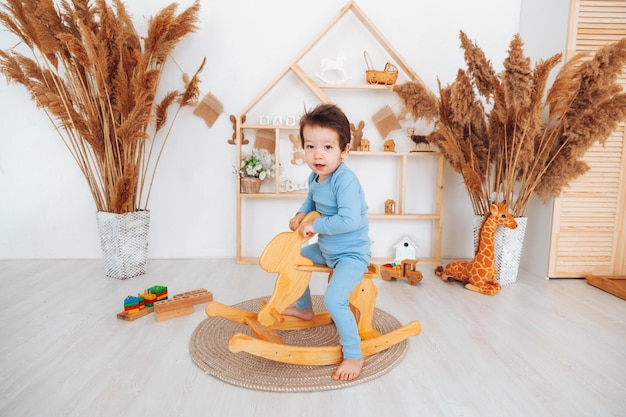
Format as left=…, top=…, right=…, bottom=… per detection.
left=234, top=1, right=443, bottom=264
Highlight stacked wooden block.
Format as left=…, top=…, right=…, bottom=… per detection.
left=123, top=295, right=145, bottom=315
left=146, top=285, right=168, bottom=303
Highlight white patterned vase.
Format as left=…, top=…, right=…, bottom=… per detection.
left=472, top=215, right=527, bottom=286
left=96, top=210, right=150, bottom=279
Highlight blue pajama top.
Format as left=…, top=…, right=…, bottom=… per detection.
left=298, top=163, right=371, bottom=261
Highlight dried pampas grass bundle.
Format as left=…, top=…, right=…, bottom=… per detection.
left=0, top=0, right=204, bottom=214
left=394, top=31, right=626, bottom=216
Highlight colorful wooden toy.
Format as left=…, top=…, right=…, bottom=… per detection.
left=381, top=259, right=423, bottom=285
left=123, top=295, right=143, bottom=314
left=117, top=287, right=212, bottom=321
left=147, top=285, right=168, bottom=302
left=118, top=294, right=153, bottom=321
left=140, top=292, right=157, bottom=307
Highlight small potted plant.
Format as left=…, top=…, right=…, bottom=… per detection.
left=236, top=148, right=276, bottom=193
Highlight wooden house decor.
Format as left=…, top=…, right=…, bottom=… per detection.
left=383, top=139, right=396, bottom=152
left=384, top=199, right=396, bottom=215
left=232, top=0, right=444, bottom=264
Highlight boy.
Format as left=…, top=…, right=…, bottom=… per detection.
left=283, top=103, right=371, bottom=381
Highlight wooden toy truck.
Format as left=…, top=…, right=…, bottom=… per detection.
left=381, top=259, right=423, bottom=285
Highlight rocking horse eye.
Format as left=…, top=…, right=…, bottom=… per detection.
left=501, top=214, right=506, bottom=218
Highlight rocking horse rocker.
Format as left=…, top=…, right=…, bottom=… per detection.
left=206, top=211, right=422, bottom=366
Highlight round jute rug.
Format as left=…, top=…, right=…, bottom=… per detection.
left=189, top=295, right=409, bottom=392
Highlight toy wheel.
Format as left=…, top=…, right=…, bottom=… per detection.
left=408, top=278, right=418, bottom=285
left=381, top=274, right=391, bottom=281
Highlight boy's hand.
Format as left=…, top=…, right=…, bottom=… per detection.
left=289, top=212, right=306, bottom=231
left=299, top=221, right=315, bottom=237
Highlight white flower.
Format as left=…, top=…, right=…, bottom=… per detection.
left=235, top=148, right=276, bottom=181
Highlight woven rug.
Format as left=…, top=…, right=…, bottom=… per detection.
left=189, top=295, right=409, bottom=392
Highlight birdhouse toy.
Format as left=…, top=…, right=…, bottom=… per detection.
left=383, top=139, right=396, bottom=152
left=394, top=236, right=418, bottom=262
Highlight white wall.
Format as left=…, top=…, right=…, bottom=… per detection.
left=0, top=0, right=568, bottom=261
left=517, top=0, right=570, bottom=277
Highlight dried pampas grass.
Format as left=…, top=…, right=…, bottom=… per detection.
left=394, top=31, right=626, bottom=216
left=0, top=0, right=204, bottom=214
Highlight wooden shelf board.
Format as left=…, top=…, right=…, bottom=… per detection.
left=349, top=151, right=441, bottom=157
left=317, top=83, right=395, bottom=90
left=241, top=124, right=299, bottom=130
left=240, top=192, right=307, bottom=198
left=368, top=213, right=439, bottom=220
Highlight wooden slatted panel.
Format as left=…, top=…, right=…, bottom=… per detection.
left=548, top=0, right=626, bottom=277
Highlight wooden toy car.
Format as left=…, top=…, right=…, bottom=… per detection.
left=381, top=259, right=423, bottom=285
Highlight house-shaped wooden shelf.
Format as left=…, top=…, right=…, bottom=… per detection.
left=233, top=0, right=444, bottom=264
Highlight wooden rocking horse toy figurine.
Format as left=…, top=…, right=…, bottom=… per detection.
left=206, top=211, right=421, bottom=366
left=435, top=201, right=517, bottom=295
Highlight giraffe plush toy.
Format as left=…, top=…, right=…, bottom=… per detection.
left=435, top=201, right=518, bottom=295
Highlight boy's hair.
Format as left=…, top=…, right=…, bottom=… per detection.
left=299, top=103, right=351, bottom=151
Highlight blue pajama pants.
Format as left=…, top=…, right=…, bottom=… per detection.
left=295, top=243, right=369, bottom=360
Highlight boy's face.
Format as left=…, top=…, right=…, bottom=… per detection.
left=302, top=124, right=350, bottom=182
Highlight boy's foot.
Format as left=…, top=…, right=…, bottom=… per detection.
left=331, top=357, right=364, bottom=381
left=281, top=306, right=314, bottom=321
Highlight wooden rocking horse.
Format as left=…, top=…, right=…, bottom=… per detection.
left=206, top=211, right=421, bottom=366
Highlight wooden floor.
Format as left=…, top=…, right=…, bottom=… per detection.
left=0, top=259, right=624, bottom=417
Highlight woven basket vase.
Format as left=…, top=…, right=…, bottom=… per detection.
left=240, top=177, right=262, bottom=194
left=96, top=210, right=150, bottom=279
left=472, top=215, right=527, bottom=286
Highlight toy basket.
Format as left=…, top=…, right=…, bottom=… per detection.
left=364, top=51, right=398, bottom=85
